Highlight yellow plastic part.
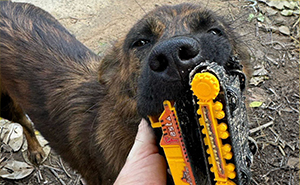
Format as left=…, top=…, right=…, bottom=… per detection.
left=149, top=101, right=196, bottom=185
left=191, top=72, right=236, bottom=185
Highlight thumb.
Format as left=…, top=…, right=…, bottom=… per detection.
left=114, top=119, right=167, bottom=185
left=127, top=119, right=158, bottom=161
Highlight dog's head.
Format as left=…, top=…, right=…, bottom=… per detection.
left=98, top=3, right=248, bottom=119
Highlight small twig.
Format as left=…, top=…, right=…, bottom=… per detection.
left=58, top=15, right=96, bottom=21
left=0, top=126, right=4, bottom=140
left=36, top=168, right=43, bottom=183
left=265, top=55, right=279, bottom=66
left=284, top=96, right=299, bottom=112
left=290, top=36, right=299, bottom=44
left=262, top=167, right=281, bottom=177
left=134, top=0, right=146, bottom=14
left=280, top=156, right=285, bottom=167
left=254, top=134, right=267, bottom=140
left=264, top=41, right=286, bottom=49
left=36, top=172, right=40, bottom=184
left=293, top=93, right=299, bottom=98
left=74, top=174, right=81, bottom=185
left=246, top=0, right=257, bottom=12
left=269, top=128, right=289, bottom=156
left=256, top=22, right=259, bottom=37
left=227, top=4, right=235, bottom=22
left=48, top=153, right=54, bottom=166
left=268, top=88, right=279, bottom=98
left=250, top=121, right=274, bottom=134
left=292, top=18, right=300, bottom=28
left=286, top=142, right=295, bottom=151
left=50, top=168, right=66, bottom=185
left=267, top=103, right=282, bottom=111
left=269, top=127, right=278, bottom=137
left=289, top=106, right=299, bottom=113
left=251, top=178, right=259, bottom=185
left=278, top=145, right=286, bottom=156
left=59, top=157, right=72, bottom=178
left=44, top=164, right=63, bottom=172
left=268, top=141, right=278, bottom=146
left=270, top=127, right=286, bottom=148
left=281, top=52, right=286, bottom=67
left=263, top=41, right=295, bottom=50
left=284, top=96, right=291, bottom=104
left=267, top=115, right=275, bottom=121
left=289, top=170, right=294, bottom=185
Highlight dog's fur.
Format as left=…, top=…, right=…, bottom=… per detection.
left=0, top=1, right=249, bottom=184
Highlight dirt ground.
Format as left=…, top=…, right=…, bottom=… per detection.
left=1, top=0, right=299, bottom=184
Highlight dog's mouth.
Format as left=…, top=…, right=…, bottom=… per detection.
left=148, top=112, right=162, bottom=124
left=148, top=100, right=174, bottom=123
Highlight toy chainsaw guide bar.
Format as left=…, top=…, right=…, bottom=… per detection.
left=149, top=62, right=254, bottom=185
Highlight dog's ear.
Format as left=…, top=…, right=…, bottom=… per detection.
left=224, top=25, right=252, bottom=79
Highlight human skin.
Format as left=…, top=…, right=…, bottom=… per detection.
left=114, top=119, right=167, bottom=185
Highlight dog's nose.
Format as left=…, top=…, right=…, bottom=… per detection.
left=148, top=37, right=200, bottom=80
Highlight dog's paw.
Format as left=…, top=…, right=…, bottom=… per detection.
left=27, top=145, right=46, bottom=166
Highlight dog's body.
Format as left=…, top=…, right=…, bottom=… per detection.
left=0, top=1, right=249, bottom=184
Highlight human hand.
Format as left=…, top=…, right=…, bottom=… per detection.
left=114, top=119, right=167, bottom=185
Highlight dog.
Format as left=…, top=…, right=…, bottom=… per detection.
left=0, top=1, right=250, bottom=184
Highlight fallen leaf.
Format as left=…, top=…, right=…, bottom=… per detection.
left=283, top=1, right=298, bottom=10
left=0, top=160, right=34, bottom=180
left=281, top=107, right=293, bottom=112
left=278, top=26, right=290, bottom=35
left=248, top=13, right=255, bottom=22
left=253, top=64, right=263, bottom=70
left=250, top=76, right=269, bottom=86
left=249, top=101, right=264, bottom=108
left=247, top=87, right=267, bottom=102
left=281, top=9, right=294, bottom=16
left=287, top=157, right=299, bottom=169
left=253, top=66, right=268, bottom=76
left=267, top=1, right=285, bottom=10
left=258, top=0, right=267, bottom=4
left=258, top=22, right=278, bottom=32
left=257, top=13, right=265, bottom=22
left=265, top=7, right=278, bottom=16
left=0, top=119, right=24, bottom=152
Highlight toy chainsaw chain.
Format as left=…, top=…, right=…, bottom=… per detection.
left=149, top=62, right=253, bottom=185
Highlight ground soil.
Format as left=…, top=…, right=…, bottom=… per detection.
left=1, top=0, right=299, bottom=184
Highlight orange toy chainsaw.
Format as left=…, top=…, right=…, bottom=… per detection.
left=149, top=62, right=254, bottom=185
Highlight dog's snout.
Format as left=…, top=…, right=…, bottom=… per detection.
left=178, top=45, right=199, bottom=61
left=148, top=37, right=200, bottom=80
left=149, top=54, right=168, bottom=72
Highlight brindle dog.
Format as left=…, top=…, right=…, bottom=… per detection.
left=0, top=1, right=249, bottom=184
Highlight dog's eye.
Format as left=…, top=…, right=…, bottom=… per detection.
left=207, top=28, right=223, bottom=36
left=132, top=39, right=150, bottom=48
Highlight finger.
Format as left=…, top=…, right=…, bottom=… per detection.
left=127, top=119, right=158, bottom=161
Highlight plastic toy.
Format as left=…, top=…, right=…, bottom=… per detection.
left=150, top=100, right=196, bottom=185
left=191, top=72, right=236, bottom=185
left=149, top=62, right=254, bottom=185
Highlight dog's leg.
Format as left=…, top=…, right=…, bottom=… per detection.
left=10, top=101, right=45, bottom=165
